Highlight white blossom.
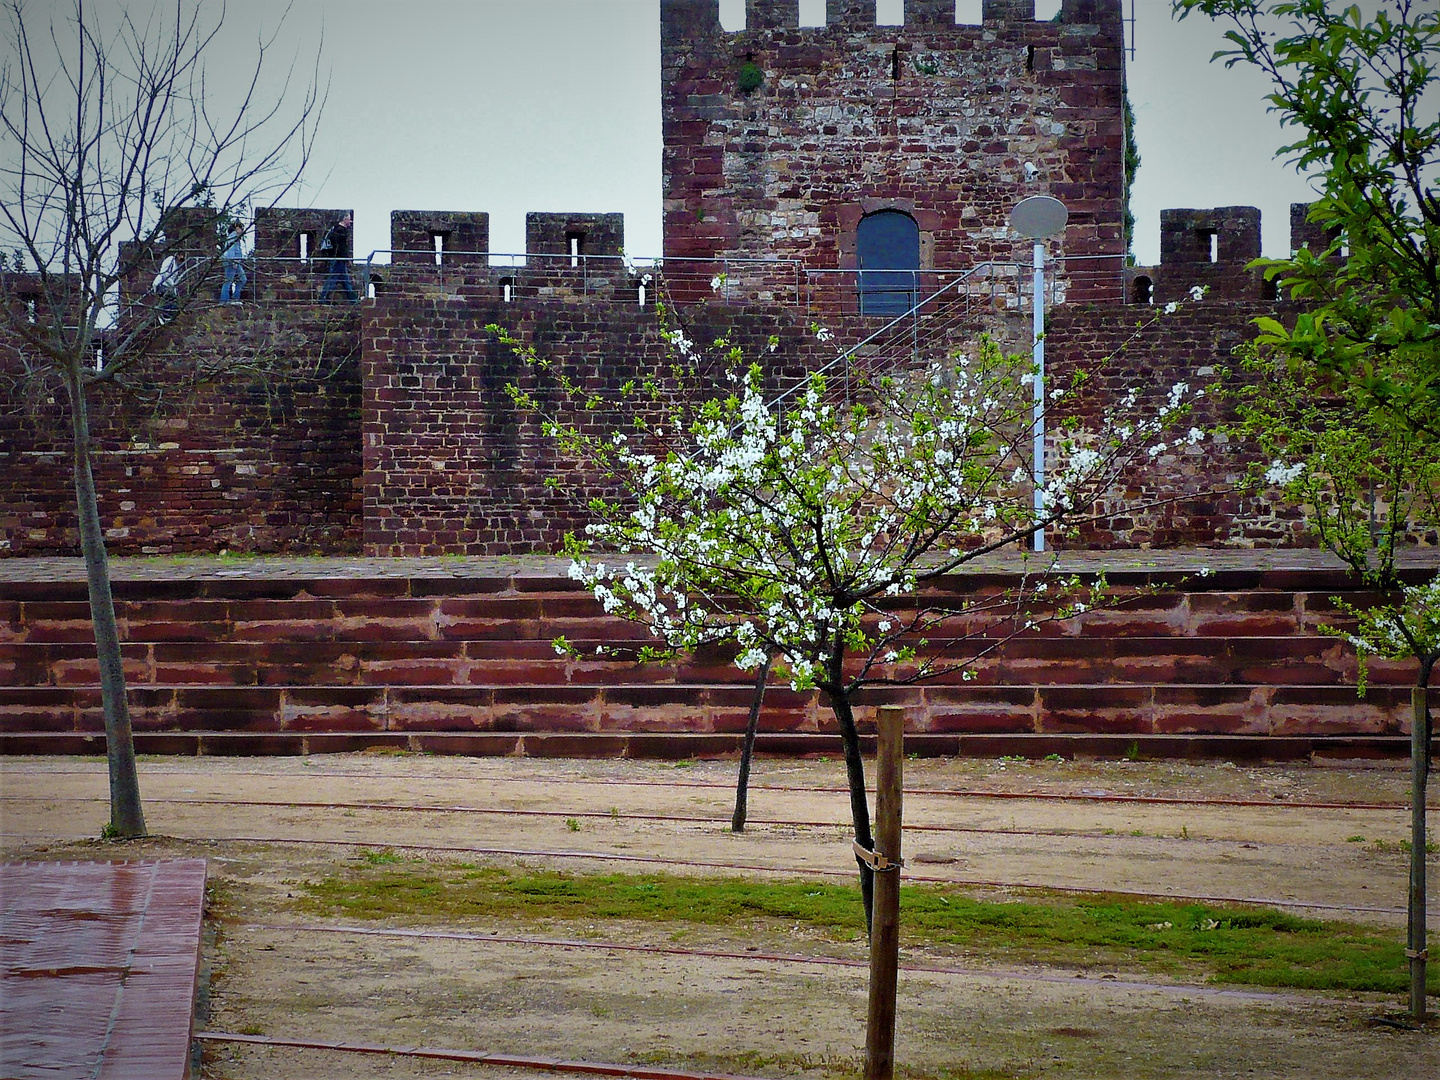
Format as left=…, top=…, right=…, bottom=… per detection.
left=1264, top=459, right=1305, bottom=485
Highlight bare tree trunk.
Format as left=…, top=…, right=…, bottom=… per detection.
left=65, top=365, right=145, bottom=838
left=864, top=704, right=904, bottom=1080
left=1409, top=659, right=1433, bottom=1021
left=731, top=652, right=773, bottom=833
left=829, top=677, right=875, bottom=933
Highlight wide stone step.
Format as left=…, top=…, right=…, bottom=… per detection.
left=0, top=728, right=1411, bottom=764
left=3, top=559, right=1429, bottom=759
left=1, top=681, right=1413, bottom=742
left=0, top=635, right=1414, bottom=689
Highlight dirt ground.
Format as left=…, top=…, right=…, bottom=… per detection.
left=2, top=751, right=1437, bottom=1080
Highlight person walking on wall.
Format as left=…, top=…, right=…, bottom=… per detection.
left=319, top=212, right=357, bottom=303
left=152, top=253, right=180, bottom=324
left=220, top=221, right=247, bottom=304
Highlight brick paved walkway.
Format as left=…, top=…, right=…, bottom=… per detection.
left=0, top=859, right=208, bottom=1080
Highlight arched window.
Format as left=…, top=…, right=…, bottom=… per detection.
left=857, top=210, right=919, bottom=315
left=1131, top=275, right=1153, bottom=305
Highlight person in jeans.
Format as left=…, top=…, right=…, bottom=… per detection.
left=220, top=221, right=247, bottom=303
left=319, top=213, right=357, bottom=303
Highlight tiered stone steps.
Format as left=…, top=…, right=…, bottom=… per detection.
left=0, top=559, right=1425, bottom=760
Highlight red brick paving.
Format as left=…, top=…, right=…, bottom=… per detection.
left=0, top=859, right=207, bottom=1080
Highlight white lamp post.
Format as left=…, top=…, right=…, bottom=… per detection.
left=1008, top=196, right=1069, bottom=553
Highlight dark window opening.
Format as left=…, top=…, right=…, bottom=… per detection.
left=1026, top=45, right=1035, bottom=73
left=857, top=209, right=920, bottom=316
left=500, top=276, right=515, bottom=303
left=567, top=232, right=584, bottom=269
left=1261, top=274, right=1278, bottom=302
left=1131, top=275, right=1153, bottom=305
left=1197, top=229, right=1218, bottom=263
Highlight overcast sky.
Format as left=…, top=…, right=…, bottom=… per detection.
left=134, top=1, right=1323, bottom=266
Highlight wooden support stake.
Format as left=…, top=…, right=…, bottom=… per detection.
left=1409, top=684, right=1428, bottom=1022
left=865, top=705, right=904, bottom=1080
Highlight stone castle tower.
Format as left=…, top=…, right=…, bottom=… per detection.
left=661, top=0, right=1127, bottom=301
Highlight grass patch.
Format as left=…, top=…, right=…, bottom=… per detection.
left=292, top=861, right=1435, bottom=995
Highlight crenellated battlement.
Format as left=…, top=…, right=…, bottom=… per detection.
left=1122, top=204, right=1320, bottom=306
left=662, top=0, right=1123, bottom=35
left=391, top=212, right=490, bottom=266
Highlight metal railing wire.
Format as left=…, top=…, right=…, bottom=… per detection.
left=765, top=260, right=1045, bottom=414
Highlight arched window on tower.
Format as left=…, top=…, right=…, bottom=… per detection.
left=857, top=210, right=919, bottom=316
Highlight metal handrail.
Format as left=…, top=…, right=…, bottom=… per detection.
left=766, top=261, right=1031, bottom=413
left=359, top=249, right=808, bottom=303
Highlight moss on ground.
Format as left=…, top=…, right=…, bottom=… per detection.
left=292, top=854, right=1436, bottom=996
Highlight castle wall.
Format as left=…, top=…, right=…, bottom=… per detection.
left=2, top=285, right=1323, bottom=559
left=0, top=0, right=1399, bottom=564
left=0, top=308, right=363, bottom=557
left=661, top=0, right=1127, bottom=305
left=390, top=211, right=490, bottom=266
left=362, top=293, right=847, bottom=556
left=1047, top=300, right=1310, bottom=548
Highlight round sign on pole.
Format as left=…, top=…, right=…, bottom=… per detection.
left=1010, top=196, right=1069, bottom=240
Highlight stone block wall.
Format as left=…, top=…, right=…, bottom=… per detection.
left=390, top=211, right=490, bottom=266
left=1, top=279, right=1335, bottom=559
left=1046, top=299, right=1304, bottom=547
left=661, top=0, right=1127, bottom=303
left=361, top=292, right=842, bottom=555
left=2, top=565, right=1425, bottom=759
left=524, top=213, right=626, bottom=260
left=0, top=307, right=363, bottom=556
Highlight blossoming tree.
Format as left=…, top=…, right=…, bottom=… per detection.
left=503, top=313, right=1210, bottom=926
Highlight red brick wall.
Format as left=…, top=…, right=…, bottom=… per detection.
left=3, top=287, right=1343, bottom=558
left=0, top=307, right=363, bottom=556
left=362, top=292, right=857, bottom=555
left=1047, top=299, right=1312, bottom=548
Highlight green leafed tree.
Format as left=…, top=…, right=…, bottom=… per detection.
left=1234, top=341, right=1440, bottom=1020
left=504, top=317, right=1207, bottom=929
left=1176, top=0, right=1440, bottom=1020
left=0, top=0, right=323, bottom=838
left=1173, top=0, right=1438, bottom=436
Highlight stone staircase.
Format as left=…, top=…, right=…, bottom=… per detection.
left=0, top=560, right=1423, bottom=761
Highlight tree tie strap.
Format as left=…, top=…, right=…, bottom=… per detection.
left=852, top=840, right=904, bottom=872
left=1405, top=948, right=1428, bottom=961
